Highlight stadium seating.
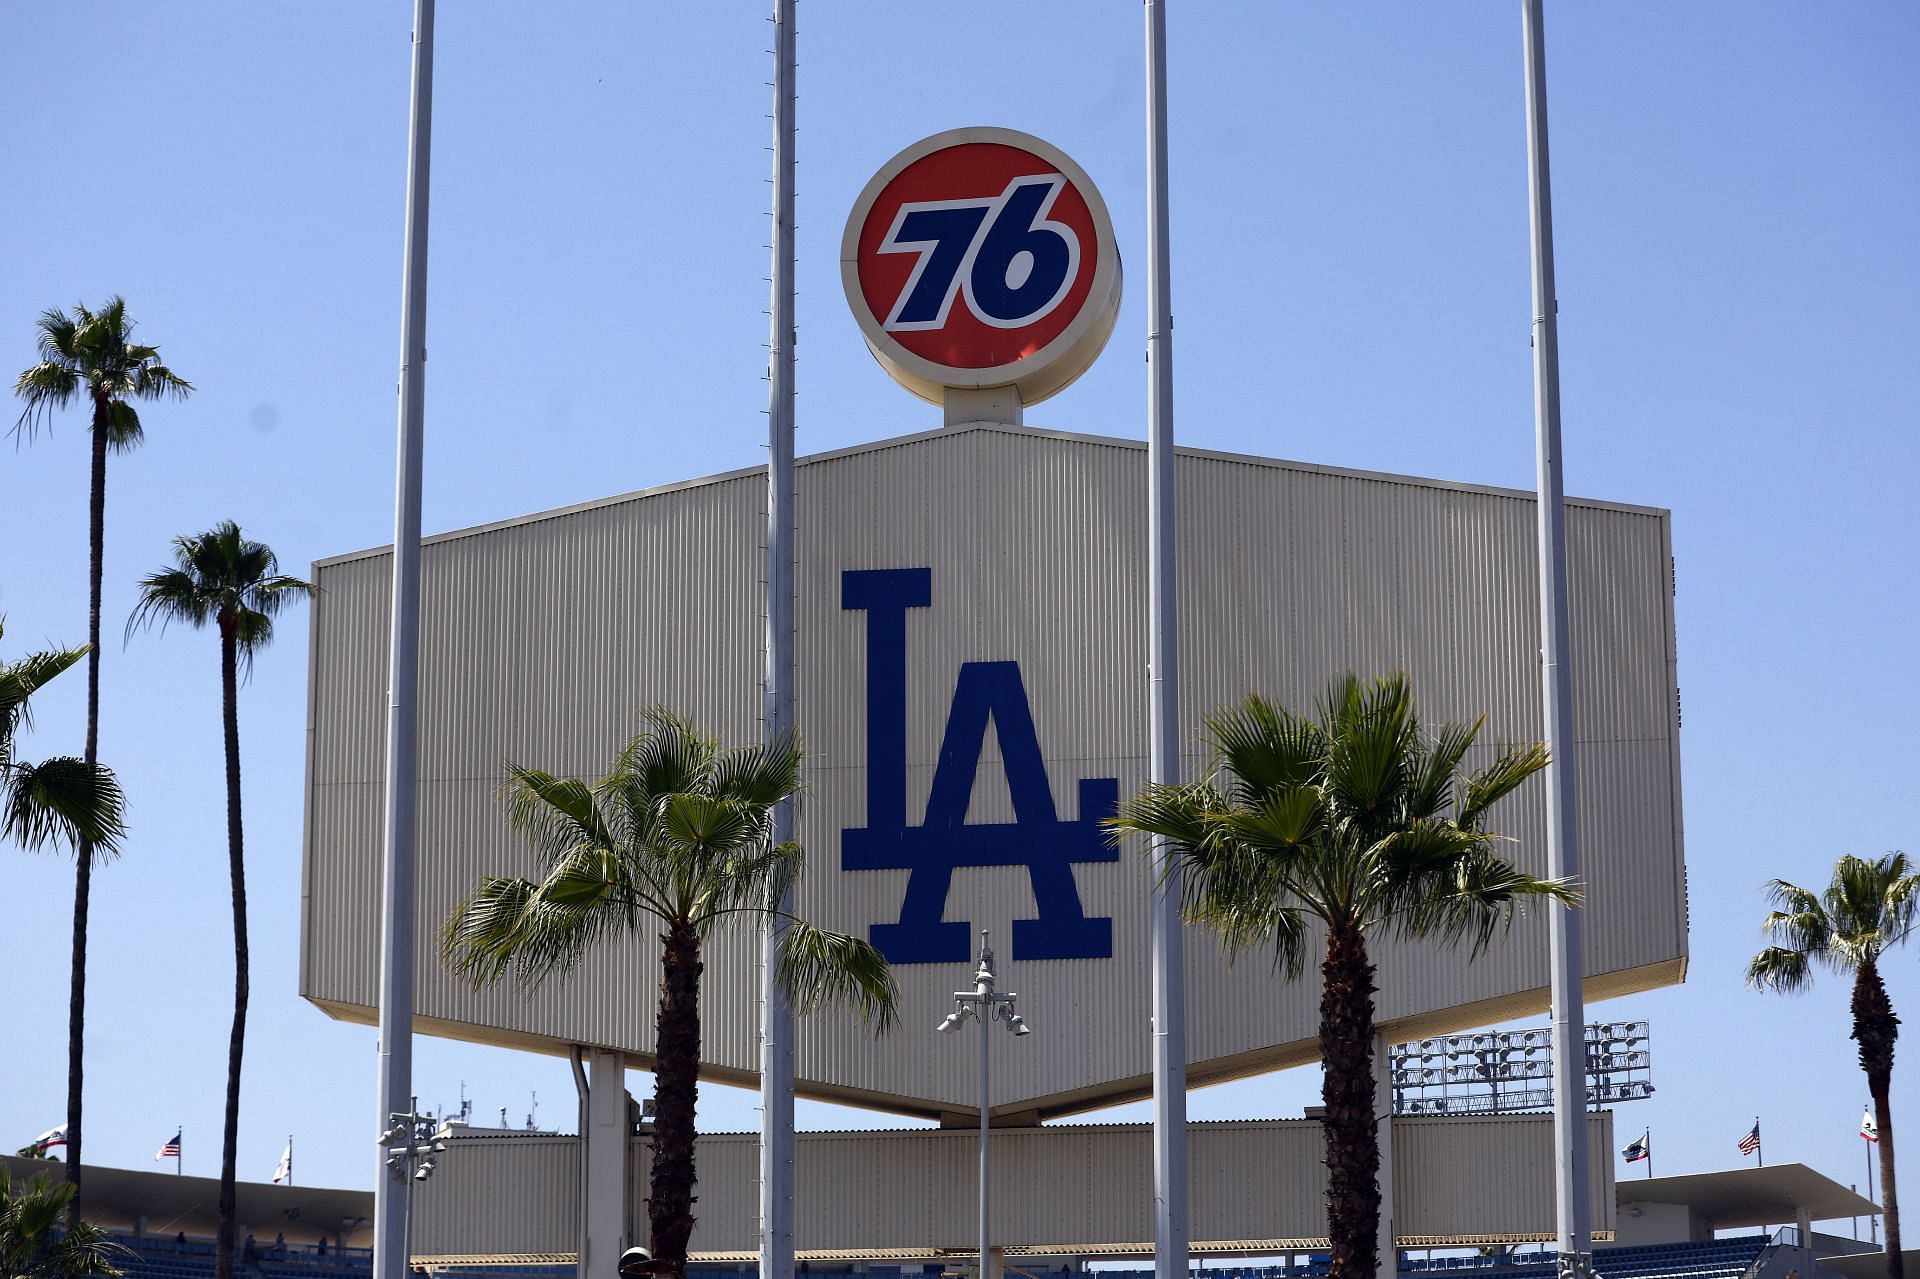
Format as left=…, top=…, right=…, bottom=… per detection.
left=103, top=1232, right=1770, bottom=1279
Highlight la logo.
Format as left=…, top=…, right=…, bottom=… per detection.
left=841, top=568, right=1118, bottom=964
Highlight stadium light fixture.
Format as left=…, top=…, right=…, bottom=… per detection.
left=1388, top=1021, right=1654, bottom=1116
left=937, top=931, right=1031, bottom=1279
left=380, top=1099, right=451, bottom=1188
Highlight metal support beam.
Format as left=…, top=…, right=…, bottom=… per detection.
left=759, top=3, right=799, bottom=1279
left=1143, top=3, right=1189, bottom=1277
left=1520, top=0, right=1591, bottom=1268
left=1374, top=1031, right=1396, bottom=1272
left=373, top=4, right=434, bottom=1279
left=585, top=1050, right=629, bottom=1277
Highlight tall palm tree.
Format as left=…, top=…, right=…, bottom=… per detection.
left=1109, top=672, right=1575, bottom=1279
left=1, top=620, right=126, bottom=857
left=128, top=522, right=312, bottom=1279
left=1749, top=853, right=1916, bottom=1279
left=0, top=1166, right=128, bottom=1279
left=442, top=711, right=898, bottom=1279
left=14, top=297, right=191, bottom=1203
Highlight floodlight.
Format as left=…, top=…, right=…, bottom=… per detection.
left=1007, top=1015, right=1030, bottom=1037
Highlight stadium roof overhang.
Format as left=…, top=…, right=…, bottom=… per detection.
left=0, top=1155, right=372, bottom=1243
left=1820, top=1251, right=1920, bottom=1279
left=1617, top=1164, right=1877, bottom=1228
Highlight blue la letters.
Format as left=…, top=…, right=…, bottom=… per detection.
left=841, top=567, right=1117, bottom=964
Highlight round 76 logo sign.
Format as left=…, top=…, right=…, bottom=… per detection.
left=842, top=127, right=1122, bottom=408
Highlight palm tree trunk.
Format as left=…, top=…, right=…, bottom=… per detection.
left=65, top=402, right=110, bottom=1218
left=648, top=919, right=703, bottom=1279
left=1320, top=921, right=1381, bottom=1279
left=1852, top=962, right=1902, bottom=1279
left=214, top=623, right=249, bottom=1279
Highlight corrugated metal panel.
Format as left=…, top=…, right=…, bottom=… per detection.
left=412, top=1115, right=1612, bottom=1256
left=302, top=423, right=1684, bottom=1117
left=1395, top=1113, right=1615, bottom=1241
left=410, top=1134, right=579, bottom=1255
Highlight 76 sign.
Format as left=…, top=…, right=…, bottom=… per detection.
left=842, top=128, right=1122, bottom=409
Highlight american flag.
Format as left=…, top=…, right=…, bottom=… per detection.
left=1737, top=1121, right=1761, bottom=1156
left=156, top=1131, right=181, bottom=1160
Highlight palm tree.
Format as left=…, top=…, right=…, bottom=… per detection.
left=128, top=522, right=313, bottom=1279
left=441, top=711, right=898, bottom=1279
left=1, top=620, right=127, bottom=857
left=1108, top=672, right=1575, bottom=1279
left=14, top=297, right=191, bottom=1203
left=1748, top=853, right=1916, bottom=1279
left=0, top=1166, right=128, bottom=1279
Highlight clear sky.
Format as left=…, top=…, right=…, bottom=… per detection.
left=3, top=1, right=1915, bottom=1221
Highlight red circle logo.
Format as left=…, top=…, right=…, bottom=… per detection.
left=842, top=128, right=1122, bottom=408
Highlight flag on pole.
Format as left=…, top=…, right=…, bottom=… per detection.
left=273, top=1140, right=293, bottom=1184
left=1622, top=1130, right=1650, bottom=1163
left=1861, top=1108, right=1879, bottom=1142
left=1738, top=1121, right=1761, bottom=1156
left=30, top=1125, right=67, bottom=1154
left=156, top=1131, right=181, bottom=1160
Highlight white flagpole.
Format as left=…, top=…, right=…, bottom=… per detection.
left=1867, top=1130, right=1877, bottom=1245
left=1521, top=1, right=1589, bottom=1271
left=1143, top=5, right=1189, bottom=1279
left=758, top=2, right=799, bottom=1279
left=374, top=3, right=435, bottom=1279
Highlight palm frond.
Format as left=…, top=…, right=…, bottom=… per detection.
left=773, top=920, right=898, bottom=1031
left=1457, top=741, right=1552, bottom=830
left=1746, top=945, right=1814, bottom=994
left=3, top=756, right=128, bottom=855
left=12, top=357, right=81, bottom=423
left=711, top=728, right=803, bottom=808
left=1385, top=851, right=1579, bottom=957
left=1318, top=671, right=1418, bottom=829
left=1202, top=695, right=1322, bottom=806
left=696, top=839, right=804, bottom=927
left=659, top=792, right=760, bottom=856
left=103, top=399, right=144, bottom=451
left=125, top=567, right=211, bottom=642
left=1405, top=717, right=1481, bottom=822
left=439, top=872, right=620, bottom=988
left=1106, top=780, right=1232, bottom=853
left=499, top=765, right=612, bottom=864
left=0, top=638, right=88, bottom=729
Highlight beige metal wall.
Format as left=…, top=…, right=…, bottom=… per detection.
left=302, top=422, right=1685, bottom=1118
left=409, top=1133, right=580, bottom=1257
left=409, top=1114, right=1615, bottom=1259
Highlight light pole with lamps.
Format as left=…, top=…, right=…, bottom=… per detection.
left=937, top=932, right=1030, bottom=1279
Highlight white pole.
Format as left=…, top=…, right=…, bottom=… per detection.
left=374, top=4, right=433, bottom=1279
left=759, top=3, right=799, bottom=1279
left=1520, top=0, right=1589, bottom=1268
left=979, top=961, right=990, bottom=1279
left=1143, top=4, right=1189, bottom=1278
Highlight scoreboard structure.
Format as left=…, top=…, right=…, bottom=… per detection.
left=299, top=420, right=1686, bottom=1125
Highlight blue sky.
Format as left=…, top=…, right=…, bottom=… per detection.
left=2, top=1, right=1915, bottom=1218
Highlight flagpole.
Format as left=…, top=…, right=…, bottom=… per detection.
left=1867, top=1129, right=1877, bottom=1245
left=1757, top=1117, right=1763, bottom=1169
left=374, top=5, right=435, bottom=1279
left=1521, top=1, right=1589, bottom=1267
left=758, top=3, right=799, bottom=1279
left=1144, top=4, right=1190, bottom=1279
